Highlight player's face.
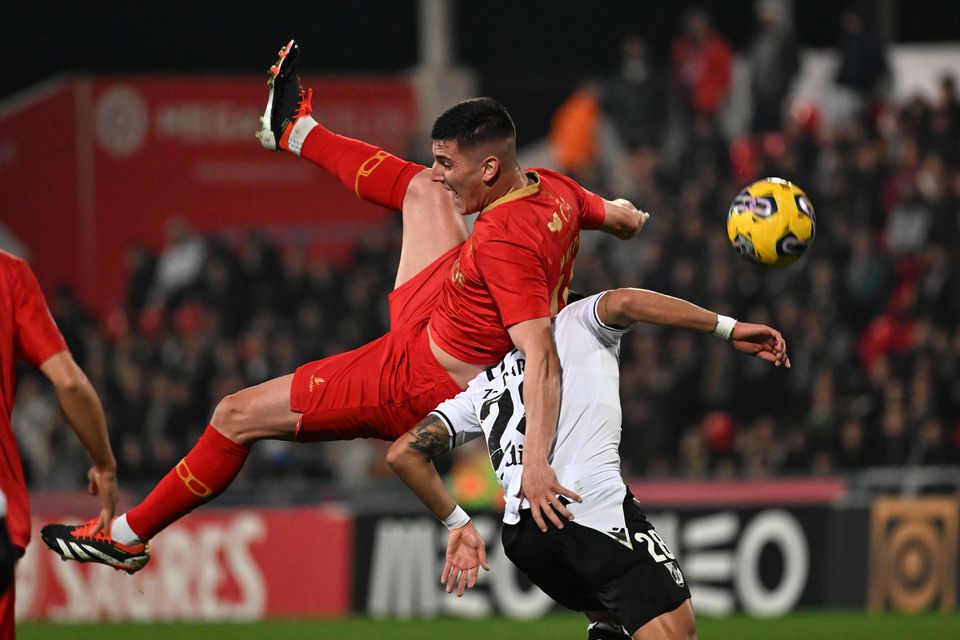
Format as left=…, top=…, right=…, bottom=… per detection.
left=431, top=140, right=486, bottom=216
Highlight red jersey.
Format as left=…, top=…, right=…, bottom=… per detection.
left=429, top=168, right=605, bottom=364
left=0, top=251, right=67, bottom=549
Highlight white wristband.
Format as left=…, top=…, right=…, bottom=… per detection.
left=441, top=505, right=471, bottom=530
left=713, top=315, right=736, bottom=341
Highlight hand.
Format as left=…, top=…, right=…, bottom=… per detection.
left=441, top=522, right=490, bottom=597
left=519, top=462, right=581, bottom=533
left=611, top=198, right=650, bottom=239
left=87, top=466, right=119, bottom=536
left=730, top=322, right=791, bottom=368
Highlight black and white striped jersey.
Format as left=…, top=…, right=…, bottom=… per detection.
left=431, top=292, right=636, bottom=535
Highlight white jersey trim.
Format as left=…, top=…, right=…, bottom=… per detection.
left=592, top=291, right=638, bottom=334
left=429, top=410, right=457, bottom=451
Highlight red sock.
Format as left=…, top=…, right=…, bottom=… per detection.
left=125, top=425, right=250, bottom=540
left=300, top=123, right=424, bottom=210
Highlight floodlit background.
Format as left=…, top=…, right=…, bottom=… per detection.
left=2, top=0, right=958, bottom=636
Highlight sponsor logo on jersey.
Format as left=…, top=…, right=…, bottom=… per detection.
left=548, top=212, right=563, bottom=233
left=450, top=258, right=465, bottom=289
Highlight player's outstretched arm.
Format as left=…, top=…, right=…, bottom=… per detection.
left=598, top=198, right=649, bottom=239
left=39, top=351, right=119, bottom=533
left=598, top=289, right=790, bottom=367
left=387, top=414, right=459, bottom=519
left=508, top=319, right=582, bottom=533
left=386, top=415, right=490, bottom=596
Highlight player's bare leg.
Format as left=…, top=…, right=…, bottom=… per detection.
left=633, top=599, right=697, bottom=640
left=41, top=375, right=301, bottom=572
left=257, top=39, right=466, bottom=289
left=209, top=374, right=301, bottom=444
left=42, top=41, right=465, bottom=574
left=118, top=375, right=301, bottom=539
left=393, top=171, right=466, bottom=288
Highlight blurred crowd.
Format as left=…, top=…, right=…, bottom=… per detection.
left=551, top=3, right=960, bottom=479
left=14, top=3, right=960, bottom=495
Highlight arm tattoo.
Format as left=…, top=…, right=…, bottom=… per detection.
left=408, top=414, right=451, bottom=458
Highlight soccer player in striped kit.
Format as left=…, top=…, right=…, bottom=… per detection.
left=388, top=288, right=789, bottom=639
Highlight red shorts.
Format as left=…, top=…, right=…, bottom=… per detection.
left=290, top=244, right=464, bottom=441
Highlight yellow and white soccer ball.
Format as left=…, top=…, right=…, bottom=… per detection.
left=727, top=178, right=815, bottom=268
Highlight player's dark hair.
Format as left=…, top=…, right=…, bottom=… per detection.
left=431, top=97, right=516, bottom=150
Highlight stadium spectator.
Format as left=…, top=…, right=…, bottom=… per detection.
left=835, top=8, right=889, bottom=98
left=676, top=115, right=729, bottom=189
left=123, top=243, right=156, bottom=321
left=748, top=0, right=801, bottom=133
left=845, top=229, right=895, bottom=329
left=152, top=216, right=207, bottom=309
left=603, top=35, right=667, bottom=149
left=836, top=416, right=871, bottom=469
left=670, top=8, right=733, bottom=123
left=934, top=74, right=960, bottom=160
left=829, top=7, right=890, bottom=129
left=886, top=179, right=932, bottom=256
left=549, top=81, right=602, bottom=183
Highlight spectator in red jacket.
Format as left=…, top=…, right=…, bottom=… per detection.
left=671, top=8, right=733, bottom=122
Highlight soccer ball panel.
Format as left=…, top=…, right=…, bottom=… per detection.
left=727, top=178, right=815, bottom=268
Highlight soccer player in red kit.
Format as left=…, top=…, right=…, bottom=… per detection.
left=0, top=250, right=120, bottom=638
left=42, top=40, right=647, bottom=568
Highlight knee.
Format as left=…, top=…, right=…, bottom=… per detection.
left=211, top=392, right=257, bottom=445
left=404, top=171, right=451, bottom=212
left=404, top=169, right=437, bottom=200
